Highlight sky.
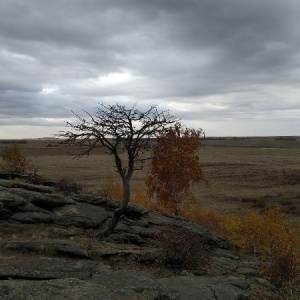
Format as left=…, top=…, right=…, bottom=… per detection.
left=1, top=0, right=300, bottom=139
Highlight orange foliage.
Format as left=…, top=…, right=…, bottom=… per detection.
left=188, top=204, right=300, bottom=293
left=223, top=207, right=300, bottom=293
left=131, top=188, right=169, bottom=213
left=132, top=188, right=148, bottom=206
left=144, top=201, right=165, bottom=213
left=0, top=144, right=32, bottom=175
left=146, top=124, right=205, bottom=215
left=190, top=204, right=223, bottom=235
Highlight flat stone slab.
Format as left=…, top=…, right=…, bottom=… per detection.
left=11, top=212, right=53, bottom=223
left=0, top=278, right=114, bottom=300
left=237, top=267, right=259, bottom=276
left=4, top=239, right=92, bottom=259
left=0, top=186, right=75, bottom=210
left=91, top=270, right=175, bottom=299
left=53, top=204, right=108, bottom=228
left=0, top=258, right=98, bottom=280
left=28, top=192, right=76, bottom=208
left=94, top=247, right=161, bottom=264
left=0, top=179, right=54, bottom=193
left=158, top=275, right=250, bottom=300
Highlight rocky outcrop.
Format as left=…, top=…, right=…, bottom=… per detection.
left=0, top=180, right=275, bottom=299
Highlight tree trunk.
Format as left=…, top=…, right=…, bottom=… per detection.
left=96, top=178, right=130, bottom=238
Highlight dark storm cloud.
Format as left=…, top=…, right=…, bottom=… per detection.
left=1, top=0, right=300, bottom=137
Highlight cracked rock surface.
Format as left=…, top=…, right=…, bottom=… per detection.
left=0, top=179, right=275, bottom=299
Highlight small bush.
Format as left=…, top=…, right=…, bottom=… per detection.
left=54, top=177, right=84, bottom=196
left=262, top=249, right=299, bottom=291
left=157, top=226, right=211, bottom=273
left=0, top=144, right=32, bottom=175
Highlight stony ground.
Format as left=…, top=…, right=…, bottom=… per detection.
left=0, top=177, right=275, bottom=299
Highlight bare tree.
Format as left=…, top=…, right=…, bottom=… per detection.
left=59, top=103, right=178, bottom=237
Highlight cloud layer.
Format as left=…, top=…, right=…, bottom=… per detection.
left=1, top=0, right=300, bottom=138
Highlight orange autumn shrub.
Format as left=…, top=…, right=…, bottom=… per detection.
left=178, top=205, right=194, bottom=221
left=194, top=204, right=300, bottom=294
left=191, top=204, right=223, bottom=235
left=220, top=211, right=266, bottom=254
left=132, top=188, right=148, bottom=206
left=132, top=188, right=175, bottom=213
left=255, top=208, right=300, bottom=293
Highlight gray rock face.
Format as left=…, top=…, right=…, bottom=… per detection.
left=0, top=180, right=275, bottom=299
left=0, top=179, right=55, bottom=193
left=0, top=188, right=28, bottom=208
left=5, top=239, right=92, bottom=258
left=158, top=276, right=250, bottom=300
left=92, top=270, right=176, bottom=299
left=11, top=212, right=53, bottom=223
left=0, top=279, right=114, bottom=300
left=0, top=258, right=97, bottom=280
left=53, top=204, right=108, bottom=228
left=0, top=185, right=75, bottom=213
left=0, top=172, right=10, bottom=180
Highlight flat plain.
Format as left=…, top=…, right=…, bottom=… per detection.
left=1, top=137, right=300, bottom=227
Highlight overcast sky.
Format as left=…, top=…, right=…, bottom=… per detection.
left=1, top=0, right=300, bottom=138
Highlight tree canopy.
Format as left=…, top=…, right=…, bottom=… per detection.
left=146, top=124, right=205, bottom=215
left=59, top=103, right=178, bottom=236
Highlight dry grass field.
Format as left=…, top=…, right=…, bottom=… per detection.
left=1, top=138, right=300, bottom=227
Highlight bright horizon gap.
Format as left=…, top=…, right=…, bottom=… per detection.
left=0, top=135, right=300, bottom=140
